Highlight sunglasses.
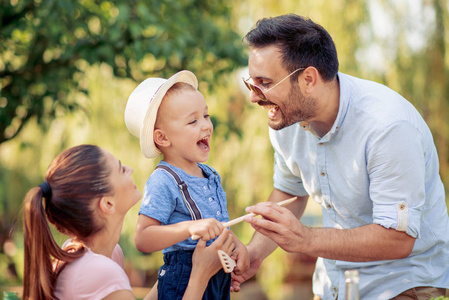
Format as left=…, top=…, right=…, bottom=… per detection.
left=242, top=68, right=305, bottom=101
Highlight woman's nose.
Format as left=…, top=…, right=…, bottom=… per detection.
left=126, top=166, right=133, bottom=174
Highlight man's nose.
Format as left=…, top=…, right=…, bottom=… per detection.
left=249, top=90, right=263, bottom=103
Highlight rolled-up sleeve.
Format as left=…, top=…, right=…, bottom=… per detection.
left=273, top=150, right=308, bottom=197
left=368, top=121, right=425, bottom=238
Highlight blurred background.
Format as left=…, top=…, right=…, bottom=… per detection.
left=1, top=0, right=448, bottom=299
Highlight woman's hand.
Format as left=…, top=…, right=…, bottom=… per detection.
left=192, top=228, right=234, bottom=275
left=182, top=229, right=234, bottom=299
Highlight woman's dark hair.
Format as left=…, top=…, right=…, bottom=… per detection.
left=244, top=14, right=339, bottom=82
left=22, top=144, right=113, bottom=300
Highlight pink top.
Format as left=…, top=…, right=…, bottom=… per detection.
left=54, top=243, right=132, bottom=300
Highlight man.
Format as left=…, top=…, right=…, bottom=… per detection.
left=234, top=13, right=449, bottom=299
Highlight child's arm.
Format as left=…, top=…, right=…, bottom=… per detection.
left=135, top=214, right=225, bottom=253
left=229, top=230, right=250, bottom=275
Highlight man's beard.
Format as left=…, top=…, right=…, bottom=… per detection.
left=269, top=84, right=317, bottom=130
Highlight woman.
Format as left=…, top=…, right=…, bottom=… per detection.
left=22, top=144, right=234, bottom=300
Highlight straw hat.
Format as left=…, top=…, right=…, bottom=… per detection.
left=124, top=70, right=198, bottom=158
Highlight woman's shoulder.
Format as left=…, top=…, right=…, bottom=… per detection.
left=60, top=240, right=125, bottom=271
left=79, top=249, right=125, bottom=272
left=55, top=249, right=131, bottom=300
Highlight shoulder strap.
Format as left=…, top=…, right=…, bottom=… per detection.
left=155, top=165, right=203, bottom=220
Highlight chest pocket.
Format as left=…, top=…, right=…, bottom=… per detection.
left=155, top=165, right=203, bottom=220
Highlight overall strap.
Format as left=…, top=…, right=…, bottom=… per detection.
left=155, top=165, right=203, bottom=220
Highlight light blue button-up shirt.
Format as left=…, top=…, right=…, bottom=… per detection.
left=269, top=72, right=449, bottom=299
left=139, top=161, right=229, bottom=254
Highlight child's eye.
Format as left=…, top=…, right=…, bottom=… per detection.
left=204, top=114, right=210, bottom=119
left=122, top=166, right=126, bottom=173
left=188, top=120, right=197, bottom=125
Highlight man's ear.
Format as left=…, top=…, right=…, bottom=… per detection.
left=301, top=66, right=319, bottom=94
left=153, top=129, right=171, bottom=148
left=98, top=196, right=115, bottom=215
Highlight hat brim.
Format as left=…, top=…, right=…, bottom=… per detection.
left=140, top=70, right=198, bottom=158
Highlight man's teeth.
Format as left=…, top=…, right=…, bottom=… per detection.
left=262, top=105, right=278, bottom=110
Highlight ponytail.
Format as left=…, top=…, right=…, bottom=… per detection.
left=23, top=187, right=84, bottom=300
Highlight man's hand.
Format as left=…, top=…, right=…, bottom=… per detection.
left=230, top=244, right=263, bottom=292
left=244, top=201, right=310, bottom=253
left=245, top=201, right=416, bottom=261
left=229, top=232, right=250, bottom=276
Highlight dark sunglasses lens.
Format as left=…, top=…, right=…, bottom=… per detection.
left=242, top=79, right=267, bottom=100
left=250, top=84, right=266, bottom=100
left=243, top=80, right=252, bottom=90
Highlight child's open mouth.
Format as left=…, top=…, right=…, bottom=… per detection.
left=197, top=136, right=210, bottom=151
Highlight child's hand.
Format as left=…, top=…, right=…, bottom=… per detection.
left=188, top=218, right=224, bottom=241
left=230, top=232, right=250, bottom=275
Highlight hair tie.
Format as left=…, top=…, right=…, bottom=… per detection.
left=39, top=181, right=52, bottom=199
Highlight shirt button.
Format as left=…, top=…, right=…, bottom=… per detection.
left=216, top=211, right=221, bottom=216
left=321, top=171, right=326, bottom=176
left=203, top=186, right=207, bottom=190
left=326, top=204, right=332, bottom=209
left=209, top=197, right=213, bottom=201
left=319, top=142, right=324, bottom=146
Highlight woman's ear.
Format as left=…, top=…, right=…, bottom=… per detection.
left=153, top=129, right=171, bottom=148
left=98, top=196, right=115, bottom=215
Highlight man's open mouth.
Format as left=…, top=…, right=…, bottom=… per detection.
left=260, top=103, right=279, bottom=118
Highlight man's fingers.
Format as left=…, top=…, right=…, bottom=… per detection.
left=245, top=202, right=287, bottom=221
left=230, top=273, right=243, bottom=292
left=244, top=214, right=281, bottom=232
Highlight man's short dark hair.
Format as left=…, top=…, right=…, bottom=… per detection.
left=245, top=14, right=339, bottom=82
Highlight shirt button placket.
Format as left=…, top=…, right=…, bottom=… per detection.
left=317, top=141, right=334, bottom=218
left=332, top=286, right=338, bottom=299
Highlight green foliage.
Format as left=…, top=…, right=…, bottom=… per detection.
left=1, top=1, right=449, bottom=299
left=0, top=0, right=247, bottom=291
left=0, top=0, right=247, bottom=144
